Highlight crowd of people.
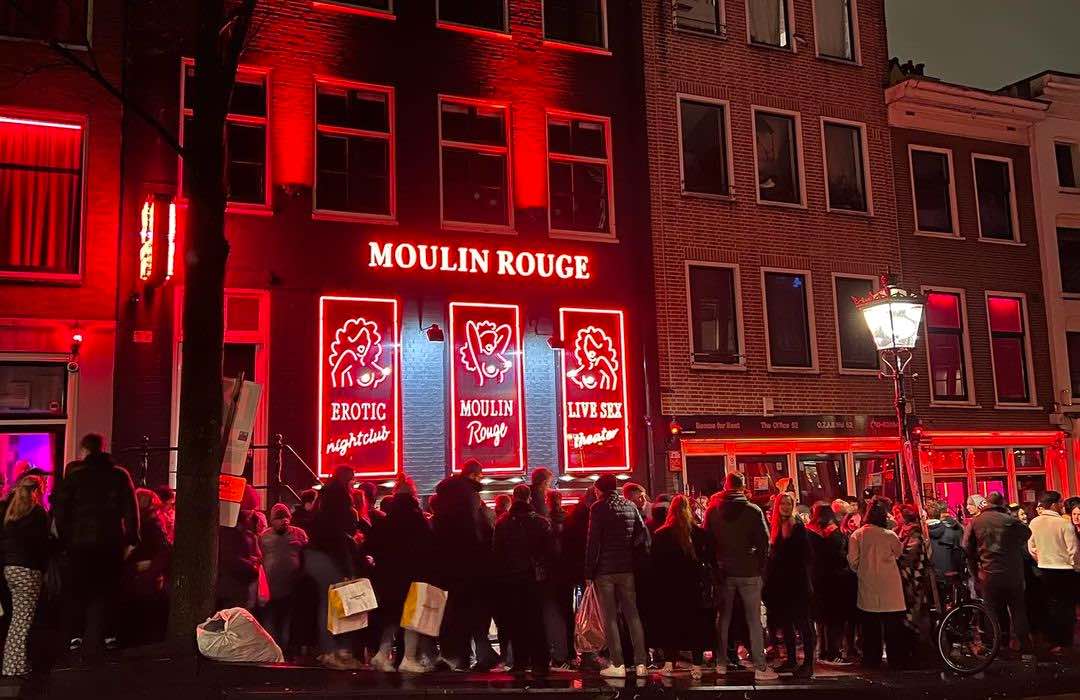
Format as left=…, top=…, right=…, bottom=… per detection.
left=0, top=433, right=1078, bottom=683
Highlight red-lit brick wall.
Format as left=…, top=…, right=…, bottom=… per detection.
left=642, top=0, right=900, bottom=418
left=892, top=128, right=1053, bottom=431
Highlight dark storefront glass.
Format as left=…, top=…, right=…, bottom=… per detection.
left=737, top=454, right=788, bottom=509
left=684, top=455, right=726, bottom=499
left=854, top=453, right=899, bottom=502
left=796, top=453, right=846, bottom=505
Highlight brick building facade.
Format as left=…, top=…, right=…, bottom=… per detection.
left=0, top=2, right=123, bottom=486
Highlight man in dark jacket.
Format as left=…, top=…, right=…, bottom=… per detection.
left=926, top=499, right=964, bottom=580
left=703, top=472, right=776, bottom=679
left=52, top=433, right=139, bottom=658
left=432, top=459, right=498, bottom=671
left=585, top=474, right=648, bottom=678
left=493, top=484, right=553, bottom=674
left=961, top=491, right=1033, bottom=654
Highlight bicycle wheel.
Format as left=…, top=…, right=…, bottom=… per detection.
left=937, top=602, right=1000, bottom=675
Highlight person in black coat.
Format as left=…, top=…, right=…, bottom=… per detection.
left=650, top=495, right=716, bottom=680
left=763, top=492, right=815, bottom=678
left=368, top=475, right=436, bottom=673
left=493, top=484, right=554, bottom=674
left=123, top=489, right=172, bottom=645
left=216, top=509, right=261, bottom=611
left=806, top=501, right=856, bottom=663
left=1, top=475, right=49, bottom=677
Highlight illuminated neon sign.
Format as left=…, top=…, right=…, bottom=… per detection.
left=449, top=302, right=527, bottom=474
left=318, top=296, right=401, bottom=478
left=560, top=308, right=631, bottom=473
left=368, top=241, right=591, bottom=281
left=138, top=194, right=176, bottom=285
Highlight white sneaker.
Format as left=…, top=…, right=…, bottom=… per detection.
left=660, top=662, right=677, bottom=677
left=371, top=651, right=395, bottom=672
left=635, top=664, right=649, bottom=677
left=754, top=667, right=779, bottom=682
left=398, top=658, right=428, bottom=674
left=600, top=664, right=626, bottom=678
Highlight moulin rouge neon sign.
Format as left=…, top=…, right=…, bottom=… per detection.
left=450, top=302, right=527, bottom=474
left=368, top=241, right=592, bottom=281
left=318, top=296, right=401, bottom=478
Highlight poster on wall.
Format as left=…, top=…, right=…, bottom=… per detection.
left=559, top=307, right=631, bottom=473
left=449, top=302, right=526, bottom=474
left=318, top=296, right=401, bottom=478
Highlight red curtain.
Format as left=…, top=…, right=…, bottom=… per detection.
left=0, top=119, right=83, bottom=274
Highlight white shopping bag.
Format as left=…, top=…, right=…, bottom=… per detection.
left=331, top=578, right=378, bottom=617
left=400, top=582, right=448, bottom=637
left=196, top=607, right=284, bottom=663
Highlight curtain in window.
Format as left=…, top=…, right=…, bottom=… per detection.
left=0, top=120, right=82, bottom=273
left=816, top=0, right=852, bottom=59
left=749, top=0, right=783, bottom=45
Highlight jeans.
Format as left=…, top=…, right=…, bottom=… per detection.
left=594, top=573, right=646, bottom=667
left=1038, top=569, right=1077, bottom=647
left=860, top=610, right=905, bottom=668
left=778, top=617, right=815, bottom=668
left=541, top=582, right=572, bottom=665
left=979, top=580, right=1029, bottom=649
left=500, top=579, right=549, bottom=671
left=303, top=549, right=350, bottom=655
left=716, top=576, right=766, bottom=670
left=259, top=595, right=295, bottom=651
left=67, top=546, right=124, bottom=656
left=441, top=581, right=499, bottom=669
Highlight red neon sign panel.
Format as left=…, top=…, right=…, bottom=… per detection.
left=318, top=296, right=401, bottom=478
left=449, top=302, right=526, bottom=474
left=560, top=308, right=631, bottom=473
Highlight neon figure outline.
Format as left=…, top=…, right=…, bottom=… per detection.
left=328, top=317, right=392, bottom=389
left=459, top=320, right=513, bottom=386
left=566, top=325, right=619, bottom=392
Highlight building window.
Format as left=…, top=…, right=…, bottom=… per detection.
left=1058, top=227, right=1080, bottom=294
left=973, top=156, right=1017, bottom=241
left=548, top=113, right=613, bottom=236
left=315, top=81, right=393, bottom=218
left=755, top=110, right=801, bottom=205
left=0, top=0, right=89, bottom=45
left=834, top=276, right=878, bottom=370
left=439, top=98, right=510, bottom=228
left=925, top=290, right=969, bottom=402
left=1056, top=142, right=1079, bottom=189
left=0, top=115, right=83, bottom=277
left=814, top=0, right=854, bottom=60
left=1067, top=332, right=1080, bottom=398
left=675, top=0, right=723, bottom=33
left=987, top=295, right=1031, bottom=404
left=763, top=270, right=814, bottom=369
left=679, top=98, right=730, bottom=196
left=823, top=120, right=867, bottom=212
left=438, top=0, right=507, bottom=32
left=910, top=147, right=956, bottom=235
left=544, top=0, right=606, bottom=49
left=747, top=0, right=790, bottom=48
left=182, top=63, right=269, bottom=206
left=688, top=264, right=740, bottom=364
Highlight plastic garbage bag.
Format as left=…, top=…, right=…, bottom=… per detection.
left=574, top=583, right=605, bottom=654
left=196, top=607, right=284, bottom=663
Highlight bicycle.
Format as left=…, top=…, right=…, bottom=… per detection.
left=933, top=574, right=1001, bottom=675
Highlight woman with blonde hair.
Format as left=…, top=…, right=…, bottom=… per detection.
left=762, top=492, right=815, bottom=678
left=1, top=475, right=49, bottom=677
left=649, top=494, right=716, bottom=679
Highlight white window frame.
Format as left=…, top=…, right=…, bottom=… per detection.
left=751, top=106, right=806, bottom=208
left=0, top=352, right=80, bottom=466
left=312, top=77, right=396, bottom=224
left=831, top=272, right=879, bottom=376
left=437, top=95, right=514, bottom=234
left=985, top=291, right=1038, bottom=408
left=971, top=154, right=1020, bottom=244
left=811, top=0, right=860, bottom=64
left=541, top=0, right=611, bottom=55
left=674, top=0, right=727, bottom=36
left=685, top=261, right=746, bottom=370
left=744, top=0, right=795, bottom=51
left=676, top=94, right=735, bottom=199
left=179, top=58, right=272, bottom=212
left=311, top=0, right=395, bottom=20
left=820, top=117, right=873, bottom=215
left=761, top=267, right=819, bottom=373
left=436, top=0, right=511, bottom=37
left=921, top=285, right=977, bottom=407
left=908, top=144, right=960, bottom=238
left=1055, top=141, right=1080, bottom=193
left=545, top=109, right=616, bottom=241
left=0, top=0, right=94, bottom=49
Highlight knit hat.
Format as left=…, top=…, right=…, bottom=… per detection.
left=270, top=503, right=291, bottom=520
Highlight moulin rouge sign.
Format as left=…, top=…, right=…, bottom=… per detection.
left=318, top=296, right=401, bottom=478
left=369, top=241, right=592, bottom=282
left=560, top=308, right=631, bottom=473
left=449, top=302, right=526, bottom=473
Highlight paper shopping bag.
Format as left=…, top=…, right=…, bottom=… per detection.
left=400, top=582, right=447, bottom=637
left=329, top=577, right=378, bottom=617
left=327, top=581, right=371, bottom=635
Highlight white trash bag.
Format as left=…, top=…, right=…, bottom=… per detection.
left=196, top=607, right=284, bottom=663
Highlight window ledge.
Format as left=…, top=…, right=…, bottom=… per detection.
left=928, top=401, right=980, bottom=409
left=977, top=237, right=1025, bottom=247
left=682, top=190, right=736, bottom=203
left=436, top=20, right=512, bottom=40
left=0, top=271, right=81, bottom=286
left=748, top=40, right=795, bottom=54
left=313, top=209, right=398, bottom=225
left=542, top=38, right=611, bottom=56
left=827, top=206, right=873, bottom=218
left=756, top=198, right=807, bottom=211
left=1061, top=292, right=1080, bottom=300
left=549, top=230, right=618, bottom=244
left=0, top=34, right=90, bottom=51
left=311, top=1, right=396, bottom=20
left=674, top=25, right=729, bottom=40
left=766, top=367, right=820, bottom=375
left=441, top=221, right=516, bottom=236
left=914, top=231, right=964, bottom=241
left=839, top=368, right=880, bottom=377
left=992, top=403, right=1043, bottom=411
left=817, top=53, right=861, bottom=67
left=1058, top=186, right=1080, bottom=195
left=226, top=202, right=274, bottom=217
left=691, top=362, right=747, bottom=372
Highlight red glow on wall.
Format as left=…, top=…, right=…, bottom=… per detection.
left=449, top=302, right=526, bottom=474
left=559, top=307, right=631, bottom=473
left=318, top=296, right=401, bottom=478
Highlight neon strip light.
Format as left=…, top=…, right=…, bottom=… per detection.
left=0, top=115, right=82, bottom=130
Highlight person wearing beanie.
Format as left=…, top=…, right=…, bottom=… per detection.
left=258, top=503, right=308, bottom=653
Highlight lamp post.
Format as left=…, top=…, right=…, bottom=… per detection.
left=855, top=276, right=941, bottom=611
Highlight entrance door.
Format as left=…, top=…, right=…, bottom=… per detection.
left=854, top=453, right=900, bottom=503
left=224, top=343, right=258, bottom=484
left=796, top=453, right=846, bottom=505
left=685, top=455, right=726, bottom=498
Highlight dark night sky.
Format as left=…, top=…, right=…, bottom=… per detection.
left=886, top=0, right=1080, bottom=89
